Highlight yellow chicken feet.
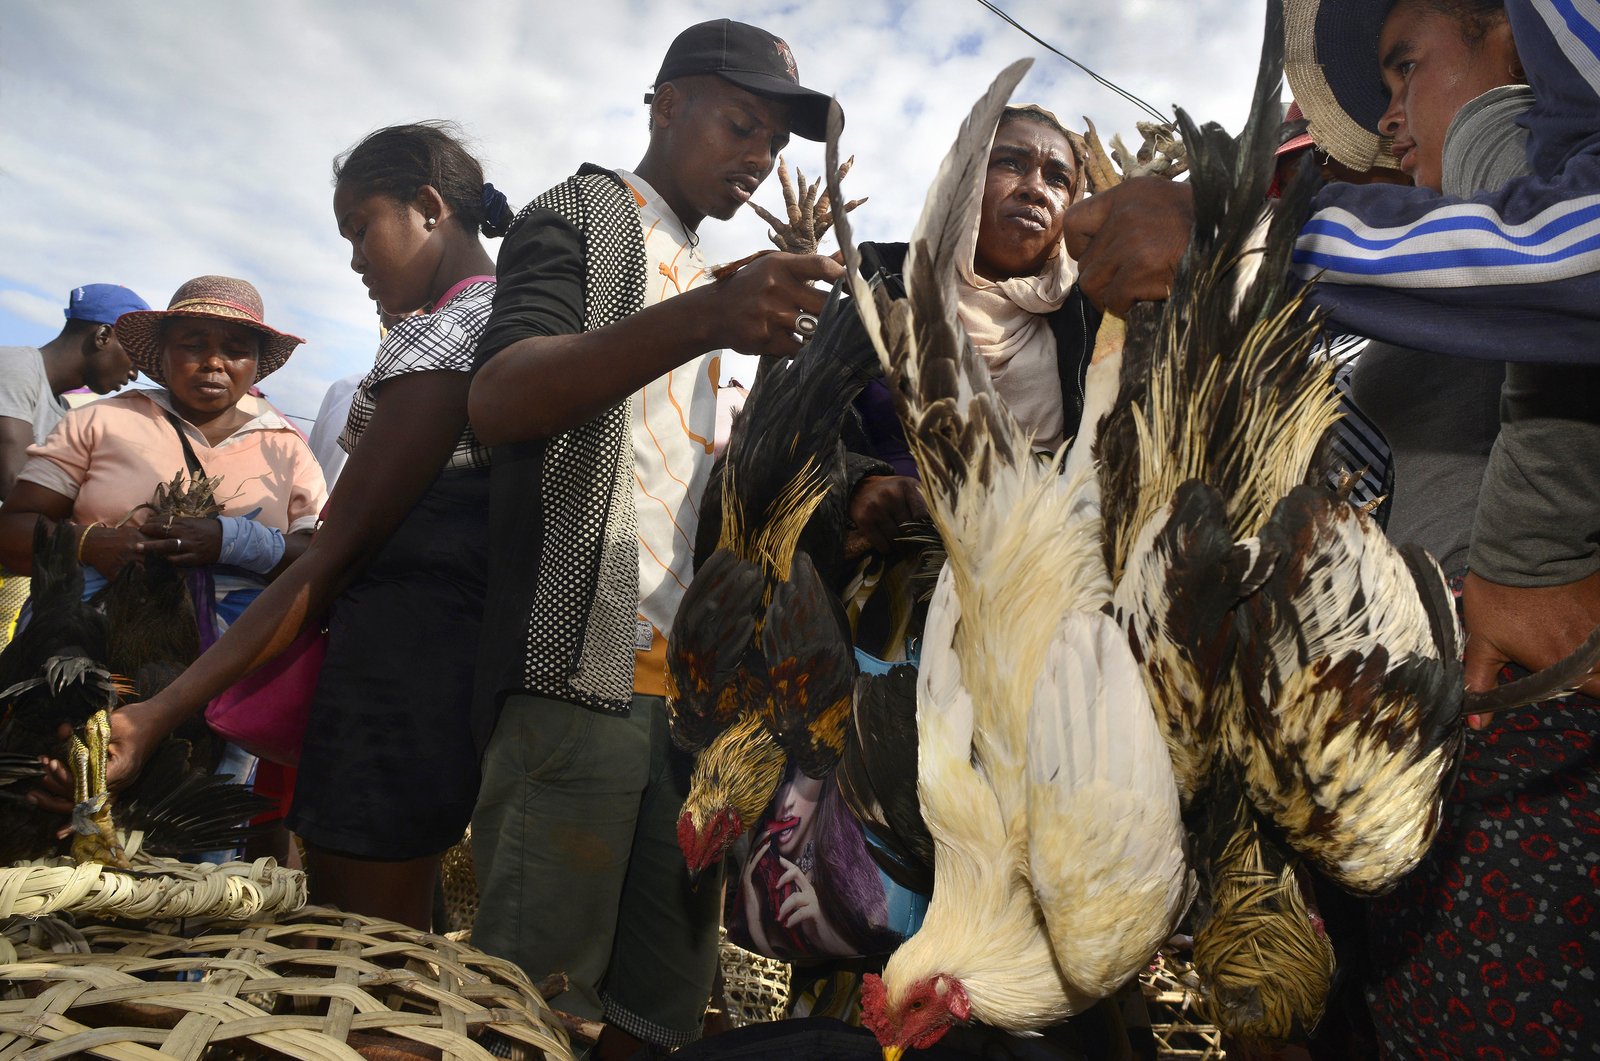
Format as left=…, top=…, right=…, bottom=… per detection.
left=69, top=709, right=128, bottom=867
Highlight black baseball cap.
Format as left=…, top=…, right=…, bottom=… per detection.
left=650, top=19, right=837, bottom=141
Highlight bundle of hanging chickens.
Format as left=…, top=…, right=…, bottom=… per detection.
left=0, top=512, right=272, bottom=869
left=818, top=2, right=1600, bottom=1054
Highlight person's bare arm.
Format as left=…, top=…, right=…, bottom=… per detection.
left=135, top=520, right=312, bottom=578
left=96, top=370, right=472, bottom=791
left=0, top=481, right=148, bottom=578
left=471, top=252, right=842, bottom=446
left=1061, top=177, right=1194, bottom=315
left=0, top=417, right=33, bottom=500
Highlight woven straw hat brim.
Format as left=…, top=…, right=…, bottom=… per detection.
left=1284, top=0, right=1402, bottom=171
left=115, top=306, right=303, bottom=386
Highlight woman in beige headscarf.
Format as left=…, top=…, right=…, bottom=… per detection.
left=849, top=105, right=1099, bottom=546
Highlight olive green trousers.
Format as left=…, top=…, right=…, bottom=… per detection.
left=471, top=693, right=723, bottom=1052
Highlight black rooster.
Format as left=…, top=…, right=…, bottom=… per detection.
left=837, top=663, right=933, bottom=896
left=0, top=517, right=271, bottom=866
left=669, top=279, right=883, bottom=879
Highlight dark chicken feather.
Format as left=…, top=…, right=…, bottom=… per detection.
left=838, top=664, right=934, bottom=895
left=99, top=552, right=201, bottom=681
left=116, top=738, right=274, bottom=855
left=666, top=547, right=766, bottom=754
left=759, top=551, right=855, bottom=779
left=669, top=275, right=884, bottom=872
left=0, top=517, right=265, bottom=865
left=1074, top=1, right=1346, bottom=1046
left=0, top=522, right=117, bottom=776
left=1191, top=775, right=1336, bottom=1046
left=1111, top=480, right=1277, bottom=807
left=0, top=520, right=110, bottom=697
left=98, top=551, right=218, bottom=769
left=1088, top=0, right=1338, bottom=828
left=715, top=279, right=886, bottom=588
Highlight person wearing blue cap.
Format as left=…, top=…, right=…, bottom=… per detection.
left=0, top=284, right=149, bottom=499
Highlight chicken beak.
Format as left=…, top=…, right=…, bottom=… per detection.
left=686, top=864, right=703, bottom=891
left=882, top=1048, right=905, bottom=1061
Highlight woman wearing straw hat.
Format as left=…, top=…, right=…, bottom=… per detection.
left=0, top=275, right=327, bottom=613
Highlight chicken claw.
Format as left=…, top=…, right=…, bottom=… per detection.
left=750, top=154, right=867, bottom=255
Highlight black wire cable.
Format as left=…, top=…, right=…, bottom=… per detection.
left=973, top=0, right=1171, bottom=124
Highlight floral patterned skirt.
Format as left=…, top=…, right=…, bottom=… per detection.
left=1364, top=577, right=1600, bottom=1059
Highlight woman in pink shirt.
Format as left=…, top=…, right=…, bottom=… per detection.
left=0, top=276, right=327, bottom=609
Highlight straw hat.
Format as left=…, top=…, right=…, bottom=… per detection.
left=114, top=276, right=304, bottom=385
left=1284, top=0, right=1402, bottom=171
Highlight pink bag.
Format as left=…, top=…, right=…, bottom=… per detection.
left=204, top=624, right=327, bottom=767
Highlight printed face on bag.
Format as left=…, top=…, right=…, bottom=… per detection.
left=767, top=770, right=824, bottom=859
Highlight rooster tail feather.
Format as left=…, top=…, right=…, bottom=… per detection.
left=117, top=739, right=275, bottom=854
left=1462, top=617, right=1600, bottom=717
left=825, top=99, right=891, bottom=370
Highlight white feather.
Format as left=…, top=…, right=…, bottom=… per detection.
left=1025, top=610, right=1195, bottom=997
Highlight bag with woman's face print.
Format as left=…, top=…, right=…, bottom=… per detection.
left=724, top=659, right=929, bottom=962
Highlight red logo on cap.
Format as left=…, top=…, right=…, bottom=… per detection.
left=774, top=38, right=797, bottom=81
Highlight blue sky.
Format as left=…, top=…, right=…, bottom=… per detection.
left=1, top=0, right=1269, bottom=428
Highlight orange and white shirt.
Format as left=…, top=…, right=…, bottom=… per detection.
left=614, top=169, right=721, bottom=696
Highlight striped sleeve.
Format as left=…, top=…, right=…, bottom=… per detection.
left=1294, top=0, right=1600, bottom=363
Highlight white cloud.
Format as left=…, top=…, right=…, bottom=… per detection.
left=0, top=288, right=63, bottom=329
left=0, top=0, right=1269, bottom=423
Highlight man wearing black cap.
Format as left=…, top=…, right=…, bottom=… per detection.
left=467, top=20, right=843, bottom=1058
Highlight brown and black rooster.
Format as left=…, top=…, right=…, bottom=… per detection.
left=1086, top=2, right=1600, bottom=1044
left=0, top=518, right=270, bottom=866
left=669, top=279, right=883, bottom=880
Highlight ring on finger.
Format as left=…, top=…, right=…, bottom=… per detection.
left=794, top=311, right=819, bottom=337
left=174, top=538, right=182, bottom=551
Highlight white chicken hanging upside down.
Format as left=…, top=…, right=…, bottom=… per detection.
left=821, top=60, right=1193, bottom=1055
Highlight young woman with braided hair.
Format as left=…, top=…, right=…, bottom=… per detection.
left=50, top=122, right=517, bottom=929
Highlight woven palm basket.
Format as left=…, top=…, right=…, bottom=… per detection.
left=1141, top=954, right=1225, bottom=1061
left=714, top=930, right=790, bottom=1028
left=0, top=904, right=575, bottom=1061
left=0, top=855, right=307, bottom=925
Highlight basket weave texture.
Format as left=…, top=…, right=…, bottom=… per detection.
left=438, top=834, right=478, bottom=941
left=0, top=856, right=307, bottom=925
left=714, top=930, right=790, bottom=1028
left=0, top=905, right=574, bottom=1061
left=1142, top=954, right=1225, bottom=1060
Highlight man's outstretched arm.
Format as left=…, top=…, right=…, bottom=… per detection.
left=469, top=208, right=842, bottom=446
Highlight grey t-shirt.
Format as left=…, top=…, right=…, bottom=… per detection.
left=1348, top=342, right=1504, bottom=573
left=0, top=345, right=68, bottom=444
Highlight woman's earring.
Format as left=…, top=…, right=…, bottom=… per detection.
left=426, top=218, right=436, bottom=228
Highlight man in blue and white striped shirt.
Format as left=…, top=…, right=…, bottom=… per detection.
left=1067, top=0, right=1600, bottom=366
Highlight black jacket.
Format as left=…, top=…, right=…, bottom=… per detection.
left=856, top=241, right=1104, bottom=447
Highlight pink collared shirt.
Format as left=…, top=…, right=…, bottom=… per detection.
left=19, top=388, right=327, bottom=535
